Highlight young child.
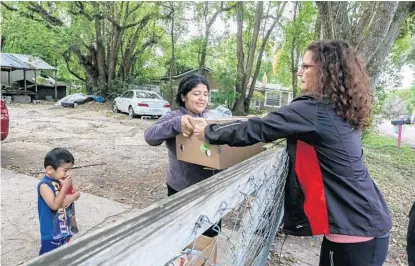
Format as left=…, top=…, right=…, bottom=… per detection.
left=37, top=148, right=80, bottom=255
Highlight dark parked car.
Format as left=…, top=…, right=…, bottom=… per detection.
left=399, top=115, right=412, bottom=125
left=1, top=99, right=9, bottom=141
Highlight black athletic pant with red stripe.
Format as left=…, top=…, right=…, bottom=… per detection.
left=319, top=234, right=389, bottom=266
left=408, top=200, right=415, bottom=266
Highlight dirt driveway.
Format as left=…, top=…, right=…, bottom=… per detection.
left=1, top=102, right=168, bottom=208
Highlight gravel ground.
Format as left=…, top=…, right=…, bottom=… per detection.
left=1, top=102, right=169, bottom=208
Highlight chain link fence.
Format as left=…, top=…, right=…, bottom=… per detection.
left=165, top=147, right=289, bottom=266
left=26, top=147, right=289, bottom=266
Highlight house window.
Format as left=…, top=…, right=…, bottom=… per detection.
left=251, top=99, right=261, bottom=109
left=264, top=91, right=281, bottom=107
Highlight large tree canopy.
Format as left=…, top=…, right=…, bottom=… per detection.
left=1, top=1, right=413, bottom=106
left=316, top=1, right=415, bottom=85
left=1, top=1, right=166, bottom=96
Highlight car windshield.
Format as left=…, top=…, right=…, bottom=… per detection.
left=136, top=92, right=161, bottom=99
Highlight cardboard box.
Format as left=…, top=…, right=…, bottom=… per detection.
left=173, top=235, right=217, bottom=266
left=176, top=118, right=263, bottom=170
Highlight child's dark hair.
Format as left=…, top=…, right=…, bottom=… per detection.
left=175, top=74, right=210, bottom=107
left=44, top=148, right=75, bottom=169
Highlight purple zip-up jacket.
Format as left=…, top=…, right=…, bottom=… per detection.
left=144, top=107, right=215, bottom=191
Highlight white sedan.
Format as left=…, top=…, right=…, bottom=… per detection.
left=112, top=90, right=171, bottom=118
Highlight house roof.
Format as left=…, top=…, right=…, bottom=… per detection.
left=1, top=53, right=56, bottom=71
left=159, top=67, right=213, bottom=81
left=1, top=53, right=28, bottom=70
left=251, top=79, right=291, bottom=92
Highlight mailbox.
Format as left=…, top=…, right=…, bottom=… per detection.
left=391, top=119, right=405, bottom=126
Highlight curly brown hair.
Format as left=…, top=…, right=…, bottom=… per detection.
left=306, top=40, right=373, bottom=130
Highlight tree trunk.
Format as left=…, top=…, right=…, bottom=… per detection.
left=119, top=27, right=140, bottom=81
left=350, top=2, right=376, bottom=46
left=233, top=2, right=263, bottom=115
left=314, top=12, right=321, bottom=40
left=5, top=1, right=159, bottom=97
left=316, top=2, right=334, bottom=39
left=292, top=48, right=300, bottom=99
left=198, top=2, right=233, bottom=75
left=358, top=2, right=399, bottom=63
left=94, top=13, right=107, bottom=95
left=107, top=26, right=121, bottom=84
left=331, top=2, right=351, bottom=40
left=169, top=6, right=176, bottom=105
left=290, top=2, right=299, bottom=99
left=117, top=13, right=153, bottom=80
left=232, top=2, right=246, bottom=115
left=198, top=30, right=209, bottom=75
left=316, top=1, right=414, bottom=87
left=85, top=74, right=97, bottom=94
left=366, top=1, right=414, bottom=85
left=244, top=2, right=286, bottom=113
left=244, top=2, right=263, bottom=82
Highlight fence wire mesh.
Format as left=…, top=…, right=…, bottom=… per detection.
left=165, top=147, right=289, bottom=266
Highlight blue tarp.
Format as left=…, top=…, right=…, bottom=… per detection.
left=90, top=95, right=105, bottom=103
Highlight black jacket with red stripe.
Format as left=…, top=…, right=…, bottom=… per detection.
left=204, top=96, right=392, bottom=237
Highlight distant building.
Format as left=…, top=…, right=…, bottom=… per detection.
left=1, top=53, right=68, bottom=101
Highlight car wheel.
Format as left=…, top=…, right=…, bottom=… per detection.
left=112, top=102, right=120, bottom=113
left=128, top=106, right=136, bottom=118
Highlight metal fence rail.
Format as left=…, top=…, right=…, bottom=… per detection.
left=26, top=147, right=288, bottom=266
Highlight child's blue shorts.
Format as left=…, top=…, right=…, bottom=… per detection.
left=39, top=237, right=71, bottom=255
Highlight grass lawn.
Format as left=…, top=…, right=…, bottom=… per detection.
left=270, top=134, right=414, bottom=265
left=363, top=133, right=415, bottom=264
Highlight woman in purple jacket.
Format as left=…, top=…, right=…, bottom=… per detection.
left=144, top=74, right=220, bottom=237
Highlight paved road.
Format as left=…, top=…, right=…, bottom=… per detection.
left=0, top=168, right=134, bottom=266
left=378, top=121, right=415, bottom=148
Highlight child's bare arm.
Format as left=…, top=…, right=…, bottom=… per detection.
left=61, top=186, right=80, bottom=208
left=40, top=183, right=70, bottom=210
left=73, top=190, right=81, bottom=201
left=73, top=182, right=81, bottom=201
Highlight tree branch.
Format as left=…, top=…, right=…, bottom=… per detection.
left=366, top=1, right=414, bottom=85
left=206, top=3, right=235, bottom=29
left=133, top=36, right=158, bottom=58
left=126, top=2, right=143, bottom=18
left=69, top=1, right=94, bottom=21
left=1, top=1, right=17, bottom=11
left=105, top=15, right=121, bottom=29
left=220, top=3, right=236, bottom=13
left=25, top=1, right=64, bottom=26
left=247, top=1, right=287, bottom=103
left=244, top=1, right=263, bottom=78
left=332, top=1, right=350, bottom=40
left=62, top=50, right=86, bottom=81
left=358, top=1, right=399, bottom=63
left=351, top=2, right=376, bottom=46
left=1, top=2, right=45, bottom=24
left=316, top=1, right=334, bottom=39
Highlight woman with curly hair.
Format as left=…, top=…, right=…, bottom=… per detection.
left=194, top=40, right=391, bottom=265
